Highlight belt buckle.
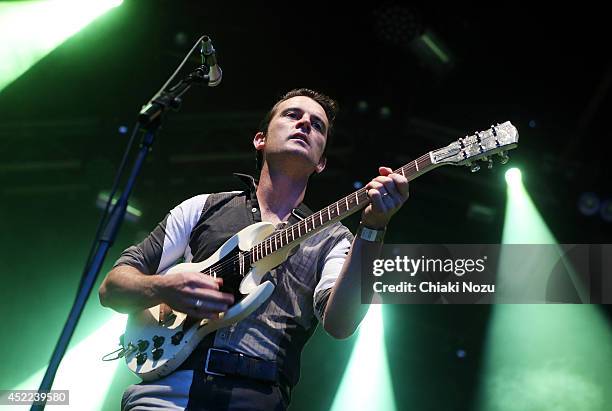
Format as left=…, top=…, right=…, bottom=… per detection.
left=205, top=348, right=230, bottom=377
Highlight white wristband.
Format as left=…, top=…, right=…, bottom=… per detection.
left=356, top=224, right=386, bottom=242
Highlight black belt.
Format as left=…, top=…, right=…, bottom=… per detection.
left=177, top=333, right=282, bottom=385
left=204, top=348, right=279, bottom=383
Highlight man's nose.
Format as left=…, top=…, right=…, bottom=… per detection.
left=295, top=115, right=311, bottom=133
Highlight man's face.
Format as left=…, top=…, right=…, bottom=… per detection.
left=255, top=96, right=329, bottom=174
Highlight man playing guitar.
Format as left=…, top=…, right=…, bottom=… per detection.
left=99, top=88, right=410, bottom=410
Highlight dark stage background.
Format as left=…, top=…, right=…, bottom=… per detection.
left=1, top=2, right=610, bottom=410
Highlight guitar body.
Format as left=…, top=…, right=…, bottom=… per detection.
left=124, top=222, right=287, bottom=381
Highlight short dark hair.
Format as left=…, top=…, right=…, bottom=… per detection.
left=256, top=88, right=339, bottom=171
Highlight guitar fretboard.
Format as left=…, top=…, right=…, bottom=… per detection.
left=250, top=153, right=434, bottom=262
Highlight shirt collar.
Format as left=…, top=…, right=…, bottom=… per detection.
left=232, top=172, right=313, bottom=222
left=233, top=172, right=258, bottom=195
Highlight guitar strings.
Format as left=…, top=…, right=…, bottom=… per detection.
left=197, top=137, right=511, bottom=279
left=198, top=154, right=433, bottom=279
left=198, top=154, right=434, bottom=280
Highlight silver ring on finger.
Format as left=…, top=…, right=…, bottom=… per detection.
left=382, top=191, right=395, bottom=206
left=382, top=190, right=393, bottom=201
left=195, top=299, right=203, bottom=309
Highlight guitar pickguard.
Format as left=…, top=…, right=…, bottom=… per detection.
left=203, top=245, right=247, bottom=304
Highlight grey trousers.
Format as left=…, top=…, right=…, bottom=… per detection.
left=121, top=370, right=288, bottom=411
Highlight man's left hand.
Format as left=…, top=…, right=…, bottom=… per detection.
left=361, top=166, right=409, bottom=229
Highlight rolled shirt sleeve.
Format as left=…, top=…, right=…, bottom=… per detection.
left=312, top=234, right=352, bottom=322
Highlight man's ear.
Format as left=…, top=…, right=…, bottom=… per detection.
left=315, top=155, right=327, bottom=174
left=253, top=132, right=266, bottom=151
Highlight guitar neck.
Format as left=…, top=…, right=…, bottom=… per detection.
left=250, top=152, right=436, bottom=262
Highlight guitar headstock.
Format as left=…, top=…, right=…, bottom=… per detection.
left=430, top=121, right=519, bottom=171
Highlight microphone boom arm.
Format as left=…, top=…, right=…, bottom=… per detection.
left=138, top=65, right=210, bottom=128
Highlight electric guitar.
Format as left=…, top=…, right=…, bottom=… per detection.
left=110, top=121, right=519, bottom=381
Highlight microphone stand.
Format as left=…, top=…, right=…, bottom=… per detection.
left=31, top=42, right=213, bottom=411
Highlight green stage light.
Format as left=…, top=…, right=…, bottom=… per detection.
left=330, top=305, right=396, bottom=411
left=477, top=305, right=612, bottom=411
left=0, top=0, right=123, bottom=93
left=475, top=168, right=612, bottom=411
left=502, top=167, right=555, bottom=244
left=12, top=314, right=128, bottom=411
left=497, top=165, right=558, bottom=301
left=498, top=165, right=590, bottom=301
left=97, top=191, right=143, bottom=222
left=504, top=167, right=522, bottom=186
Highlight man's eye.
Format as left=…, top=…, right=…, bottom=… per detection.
left=286, top=111, right=298, bottom=119
left=313, top=122, right=323, bottom=131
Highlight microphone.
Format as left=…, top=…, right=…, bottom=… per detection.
left=201, top=36, right=222, bottom=87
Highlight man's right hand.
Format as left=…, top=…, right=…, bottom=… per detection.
left=155, top=271, right=235, bottom=319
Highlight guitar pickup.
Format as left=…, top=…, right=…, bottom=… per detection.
left=158, top=303, right=177, bottom=326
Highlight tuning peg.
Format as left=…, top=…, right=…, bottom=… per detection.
left=498, top=151, right=509, bottom=164
left=470, top=163, right=480, bottom=173
left=487, top=158, right=494, bottom=169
